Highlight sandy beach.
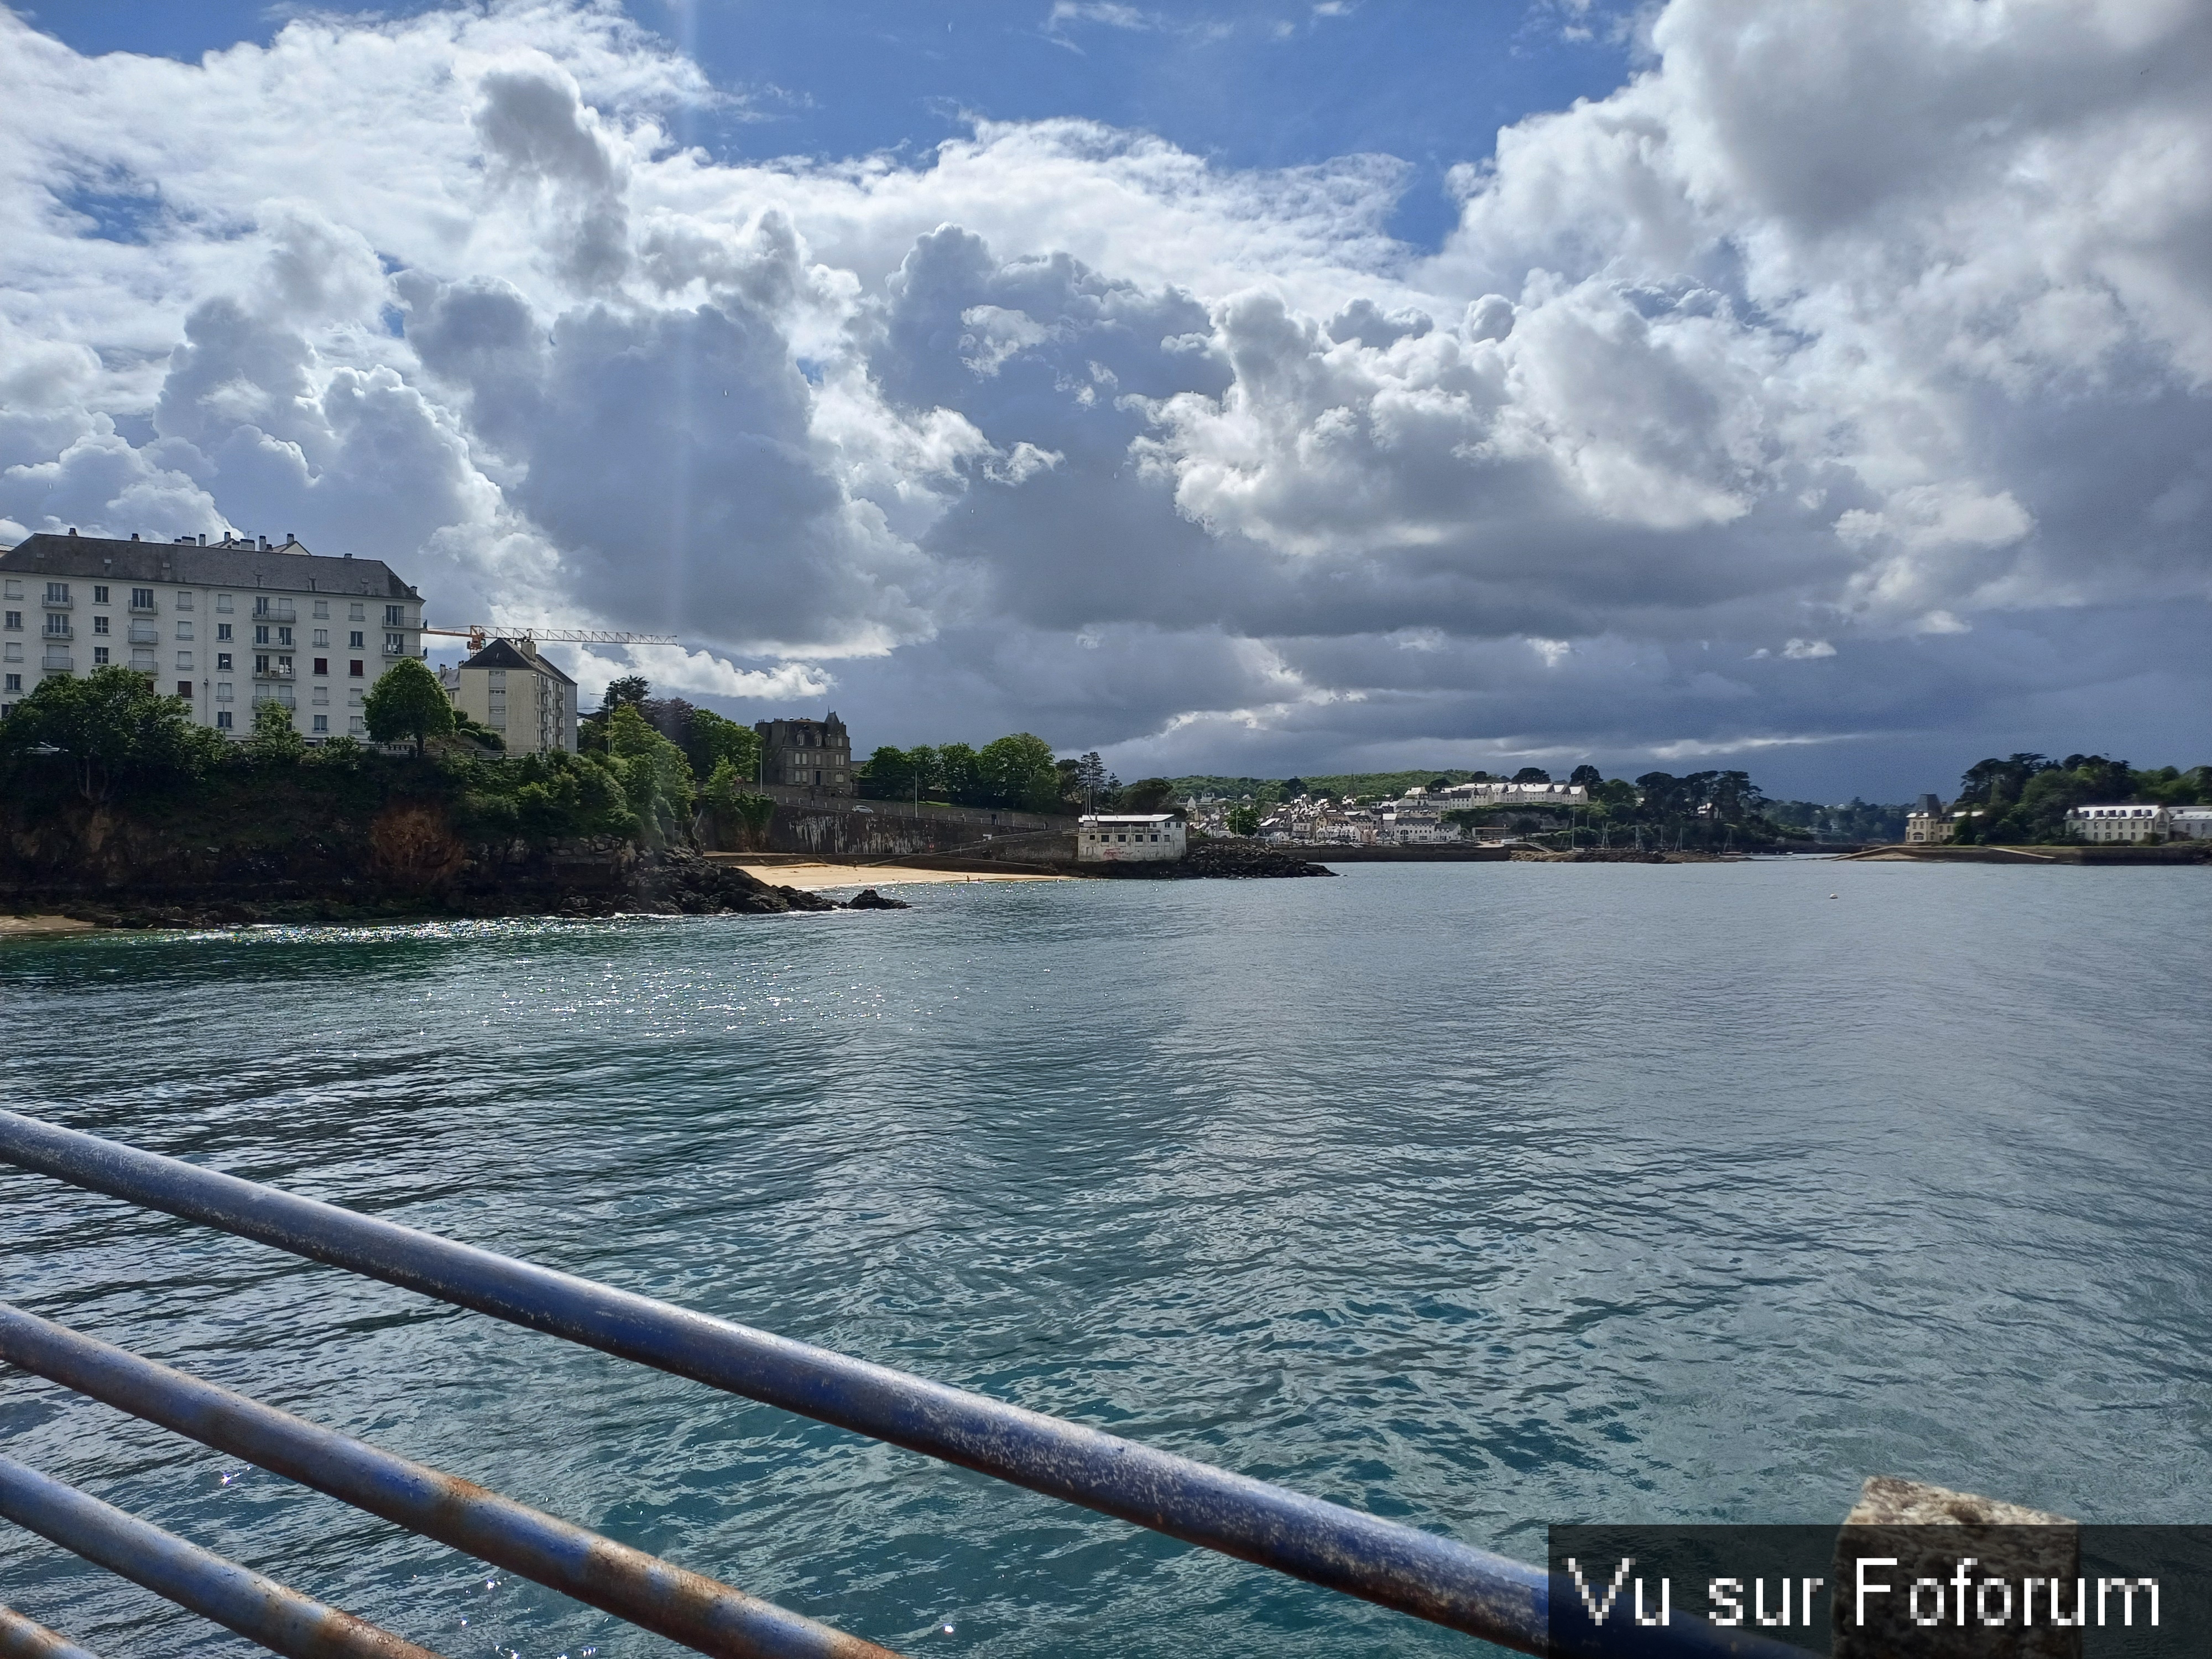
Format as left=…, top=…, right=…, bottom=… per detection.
left=733, top=862, right=1070, bottom=892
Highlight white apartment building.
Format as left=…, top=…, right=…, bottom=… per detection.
left=0, top=529, right=422, bottom=740
left=445, top=637, right=578, bottom=754
left=2067, top=803, right=2168, bottom=843
left=1078, top=813, right=1186, bottom=862
left=1437, top=780, right=1590, bottom=807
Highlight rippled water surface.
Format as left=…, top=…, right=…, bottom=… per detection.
left=3, top=860, right=2209, bottom=1657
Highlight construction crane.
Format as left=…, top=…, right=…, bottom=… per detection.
left=424, top=625, right=681, bottom=652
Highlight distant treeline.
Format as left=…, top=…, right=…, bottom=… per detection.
left=856, top=743, right=1177, bottom=816
left=1947, top=753, right=2210, bottom=844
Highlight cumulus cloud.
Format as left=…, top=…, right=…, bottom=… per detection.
left=2, top=0, right=2208, bottom=789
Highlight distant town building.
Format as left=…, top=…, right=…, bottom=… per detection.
left=1903, top=793, right=1951, bottom=844
left=1437, top=780, right=1589, bottom=807
left=2168, top=807, right=2212, bottom=842
left=755, top=712, right=853, bottom=793
left=0, top=529, right=421, bottom=739
left=1078, top=813, right=1186, bottom=862
left=446, top=637, right=577, bottom=754
left=2068, top=804, right=2169, bottom=843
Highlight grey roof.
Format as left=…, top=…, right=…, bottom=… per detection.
left=0, top=531, right=420, bottom=599
left=461, top=638, right=577, bottom=684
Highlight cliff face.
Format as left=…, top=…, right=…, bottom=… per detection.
left=0, top=769, right=836, bottom=924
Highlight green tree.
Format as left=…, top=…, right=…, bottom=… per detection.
left=1225, top=804, right=1262, bottom=836
left=934, top=741, right=983, bottom=806
left=978, top=733, right=1062, bottom=811
left=604, top=703, right=695, bottom=846
left=1121, top=776, right=1177, bottom=815
left=244, top=700, right=307, bottom=764
left=0, top=665, right=224, bottom=802
left=858, top=744, right=915, bottom=800
left=701, top=757, right=776, bottom=848
left=1512, top=766, right=1553, bottom=784
left=1568, top=763, right=1603, bottom=787
left=685, top=707, right=759, bottom=782
left=363, top=658, right=455, bottom=755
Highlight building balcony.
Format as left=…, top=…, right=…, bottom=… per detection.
left=252, top=688, right=296, bottom=708
left=254, top=663, right=296, bottom=681
left=128, top=623, right=159, bottom=645
left=251, top=602, right=298, bottom=623
left=41, top=653, right=73, bottom=672
left=130, top=600, right=157, bottom=615
left=41, top=623, right=72, bottom=640
left=41, top=594, right=72, bottom=609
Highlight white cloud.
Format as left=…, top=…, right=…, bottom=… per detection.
left=2, top=0, right=2207, bottom=784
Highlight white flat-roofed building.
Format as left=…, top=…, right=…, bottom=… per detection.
left=1437, top=780, right=1589, bottom=807
left=1078, top=812, right=1186, bottom=863
left=448, top=636, right=578, bottom=754
left=0, top=529, right=422, bottom=741
left=2068, top=803, right=2169, bottom=843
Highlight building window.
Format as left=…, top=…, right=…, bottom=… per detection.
left=93, top=585, right=109, bottom=603
left=349, top=630, right=364, bottom=649
left=93, top=646, right=109, bottom=665
left=384, top=604, right=405, bottom=628
left=3, top=612, right=18, bottom=631
left=216, top=682, right=233, bottom=702
left=276, top=627, right=293, bottom=648
left=174, top=591, right=192, bottom=611
left=44, top=614, right=69, bottom=637
left=216, top=710, right=232, bottom=729
left=175, top=680, right=192, bottom=700
left=92, top=615, right=110, bottom=635
left=175, top=621, right=193, bottom=641
left=131, top=588, right=154, bottom=611
left=312, top=687, right=328, bottom=706
left=45, top=582, right=70, bottom=604
left=175, top=652, right=192, bottom=670
left=312, top=714, right=328, bottom=733
left=1, top=580, right=17, bottom=599
left=3, top=675, right=17, bottom=693
left=312, top=628, right=328, bottom=647
left=313, top=658, right=328, bottom=676
left=254, top=625, right=270, bottom=646
left=216, top=593, right=233, bottom=613
left=349, top=716, right=366, bottom=734
left=349, top=659, right=364, bottom=677
left=216, top=653, right=232, bottom=671
left=384, top=632, right=404, bottom=656
left=313, top=600, right=330, bottom=619
left=348, top=603, right=365, bottom=622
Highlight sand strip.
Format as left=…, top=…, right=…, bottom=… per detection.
left=733, top=862, right=1069, bottom=892
left=0, top=915, right=101, bottom=937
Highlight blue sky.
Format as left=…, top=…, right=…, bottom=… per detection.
left=4, top=0, right=2209, bottom=797
left=32, top=0, right=1640, bottom=246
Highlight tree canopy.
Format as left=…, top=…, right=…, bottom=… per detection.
left=0, top=665, right=225, bottom=801
left=362, top=658, right=455, bottom=755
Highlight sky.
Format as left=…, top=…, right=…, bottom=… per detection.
left=2, top=0, right=2207, bottom=799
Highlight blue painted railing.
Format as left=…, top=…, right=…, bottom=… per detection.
left=0, top=1109, right=1801, bottom=1658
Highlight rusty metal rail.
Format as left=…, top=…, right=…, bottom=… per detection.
left=0, top=1108, right=1803, bottom=1658
left=0, top=1304, right=898, bottom=1659
left=0, top=1601, right=101, bottom=1659
left=0, top=1454, right=442, bottom=1659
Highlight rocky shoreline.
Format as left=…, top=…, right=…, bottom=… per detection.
left=7, top=851, right=909, bottom=932
left=1093, top=839, right=1336, bottom=879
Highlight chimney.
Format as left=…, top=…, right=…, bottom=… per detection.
left=67, top=526, right=77, bottom=536
left=198, top=534, right=207, bottom=546
left=130, top=532, right=140, bottom=541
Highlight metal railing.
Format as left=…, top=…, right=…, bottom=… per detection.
left=0, top=1110, right=1798, bottom=1659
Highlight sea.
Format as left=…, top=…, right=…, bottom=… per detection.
left=2, top=859, right=2208, bottom=1657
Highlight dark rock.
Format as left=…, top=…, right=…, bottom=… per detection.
left=843, top=887, right=910, bottom=909
left=1093, top=838, right=1335, bottom=879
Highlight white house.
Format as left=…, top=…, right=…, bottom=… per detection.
left=1078, top=813, right=1186, bottom=863
left=0, top=528, right=422, bottom=741
left=2067, top=804, right=2168, bottom=843
left=447, top=636, right=578, bottom=754
left=2167, top=806, right=2212, bottom=842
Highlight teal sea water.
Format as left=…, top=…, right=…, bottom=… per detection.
left=2, top=860, right=2208, bottom=1657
